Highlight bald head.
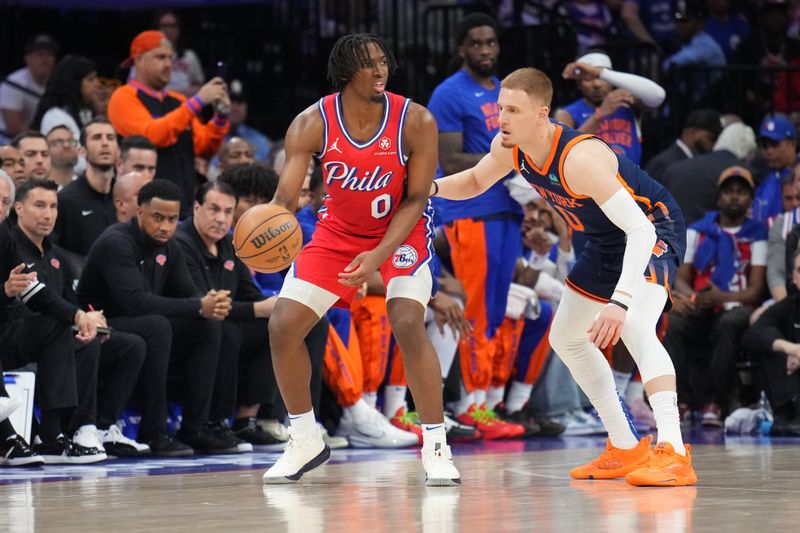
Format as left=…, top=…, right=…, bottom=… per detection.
left=113, top=171, right=153, bottom=223
left=219, top=137, right=255, bottom=170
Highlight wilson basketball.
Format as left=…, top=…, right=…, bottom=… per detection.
left=233, top=204, right=303, bottom=273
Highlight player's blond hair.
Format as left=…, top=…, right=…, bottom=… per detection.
left=501, top=68, right=553, bottom=108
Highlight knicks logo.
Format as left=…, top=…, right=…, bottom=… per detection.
left=392, top=245, right=418, bottom=268
left=324, top=161, right=393, bottom=192
left=250, top=221, right=293, bottom=249
left=155, top=254, right=167, bottom=266
left=652, top=240, right=669, bottom=258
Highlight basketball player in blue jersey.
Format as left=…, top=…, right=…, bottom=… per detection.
left=433, top=67, right=697, bottom=487
left=554, top=51, right=665, bottom=165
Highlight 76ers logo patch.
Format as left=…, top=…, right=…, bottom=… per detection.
left=155, top=254, right=167, bottom=266
left=379, top=137, right=391, bottom=150
left=392, top=245, right=418, bottom=269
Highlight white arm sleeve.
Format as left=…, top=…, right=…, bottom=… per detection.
left=599, top=69, right=666, bottom=108
left=598, top=188, right=657, bottom=305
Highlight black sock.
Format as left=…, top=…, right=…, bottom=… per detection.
left=40, top=409, right=65, bottom=442
left=0, top=419, right=16, bottom=440
left=0, top=382, right=8, bottom=396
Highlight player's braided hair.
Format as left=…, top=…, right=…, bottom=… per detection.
left=327, top=33, right=397, bottom=91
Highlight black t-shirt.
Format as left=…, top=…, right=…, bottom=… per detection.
left=54, top=174, right=117, bottom=256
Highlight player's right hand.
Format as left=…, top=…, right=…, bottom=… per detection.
left=587, top=304, right=626, bottom=349
left=4, top=263, right=37, bottom=298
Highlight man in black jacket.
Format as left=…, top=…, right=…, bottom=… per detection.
left=176, top=181, right=279, bottom=445
left=77, top=179, right=242, bottom=455
left=13, top=178, right=149, bottom=457
left=1, top=196, right=99, bottom=465
left=645, top=109, right=722, bottom=182
left=742, top=247, right=800, bottom=436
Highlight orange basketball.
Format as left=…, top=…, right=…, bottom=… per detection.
left=233, top=203, right=303, bottom=273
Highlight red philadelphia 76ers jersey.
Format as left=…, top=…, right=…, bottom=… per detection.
left=315, top=91, right=432, bottom=237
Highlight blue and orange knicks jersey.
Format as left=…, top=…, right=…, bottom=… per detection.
left=513, top=122, right=680, bottom=255
left=315, top=91, right=431, bottom=237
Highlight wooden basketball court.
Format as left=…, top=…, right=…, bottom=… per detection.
left=2, top=435, right=799, bottom=532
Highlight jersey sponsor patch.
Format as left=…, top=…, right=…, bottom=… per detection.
left=392, top=244, right=418, bottom=268
left=155, top=254, right=167, bottom=266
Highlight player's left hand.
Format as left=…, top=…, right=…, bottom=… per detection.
left=695, top=283, right=725, bottom=309
left=339, top=250, right=383, bottom=287
left=587, top=304, right=626, bottom=349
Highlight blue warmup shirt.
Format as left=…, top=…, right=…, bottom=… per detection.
left=428, top=69, right=522, bottom=224
left=562, top=98, right=642, bottom=165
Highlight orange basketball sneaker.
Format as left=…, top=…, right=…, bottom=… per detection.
left=570, top=435, right=653, bottom=480
left=624, top=442, right=698, bottom=487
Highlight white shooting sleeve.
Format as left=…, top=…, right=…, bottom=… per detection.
left=599, top=69, right=666, bottom=108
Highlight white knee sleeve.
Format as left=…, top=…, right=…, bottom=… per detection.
left=620, top=282, right=676, bottom=383
left=549, top=288, right=614, bottom=393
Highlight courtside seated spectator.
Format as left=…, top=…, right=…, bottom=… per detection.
left=665, top=166, right=767, bottom=427
left=45, top=125, right=79, bottom=190
left=117, top=135, right=158, bottom=181
left=76, top=179, right=243, bottom=456
left=217, top=163, right=278, bottom=224
left=0, top=145, right=25, bottom=186
left=108, top=30, right=230, bottom=217
left=54, top=117, right=118, bottom=256
left=645, top=108, right=723, bottom=182
left=11, top=130, right=51, bottom=182
left=113, top=171, right=153, bottom=223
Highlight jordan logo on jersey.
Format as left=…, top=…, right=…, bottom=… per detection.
left=323, top=161, right=393, bottom=192
left=327, top=138, right=343, bottom=154
left=519, top=160, right=528, bottom=173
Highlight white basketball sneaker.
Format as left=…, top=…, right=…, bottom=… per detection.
left=263, top=426, right=330, bottom=484
left=421, top=442, right=461, bottom=486
left=336, top=406, right=419, bottom=448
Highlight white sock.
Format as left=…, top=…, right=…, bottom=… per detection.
left=505, top=381, right=533, bottom=413
left=454, top=389, right=475, bottom=416
left=382, top=386, right=407, bottom=417
left=363, top=391, right=378, bottom=409
left=626, top=379, right=644, bottom=402
left=612, top=369, right=632, bottom=399
left=649, top=390, right=685, bottom=455
left=287, top=408, right=318, bottom=439
left=345, top=398, right=374, bottom=422
left=589, top=385, right=639, bottom=449
left=486, top=386, right=505, bottom=410
left=421, top=421, right=447, bottom=449
left=474, top=389, right=487, bottom=407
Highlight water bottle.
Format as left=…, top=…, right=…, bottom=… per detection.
left=756, top=391, right=774, bottom=436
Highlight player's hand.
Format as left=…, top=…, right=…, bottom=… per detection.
left=354, top=281, right=368, bottom=300
left=338, top=250, right=383, bottom=287
left=74, top=309, right=98, bottom=344
left=587, top=304, right=626, bottom=349
left=523, top=226, right=552, bottom=256
left=4, top=263, right=37, bottom=298
left=562, top=62, right=603, bottom=81
left=787, top=353, right=800, bottom=375
left=598, top=89, right=634, bottom=117
left=430, top=292, right=472, bottom=338
left=212, top=290, right=232, bottom=320
left=695, top=283, right=725, bottom=309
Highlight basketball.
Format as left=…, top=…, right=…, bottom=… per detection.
left=233, top=203, right=303, bottom=273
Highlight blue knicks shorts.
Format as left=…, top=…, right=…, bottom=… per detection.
left=564, top=211, right=686, bottom=311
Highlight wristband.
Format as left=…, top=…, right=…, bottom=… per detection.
left=608, top=299, right=629, bottom=311
left=431, top=180, right=439, bottom=197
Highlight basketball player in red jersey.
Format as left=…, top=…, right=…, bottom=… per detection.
left=262, top=34, right=460, bottom=486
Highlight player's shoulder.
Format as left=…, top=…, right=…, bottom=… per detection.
left=285, top=101, right=325, bottom=146
left=403, top=101, right=437, bottom=130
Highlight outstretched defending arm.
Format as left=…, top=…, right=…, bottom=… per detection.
left=563, top=139, right=657, bottom=348
left=432, top=134, right=516, bottom=200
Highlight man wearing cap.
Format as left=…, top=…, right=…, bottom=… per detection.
left=0, top=34, right=58, bottom=139
left=108, top=30, right=230, bottom=218
left=665, top=165, right=767, bottom=427
left=645, top=108, right=723, bottom=182
left=556, top=51, right=666, bottom=165
left=227, top=81, right=271, bottom=162
left=753, top=115, right=799, bottom=223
